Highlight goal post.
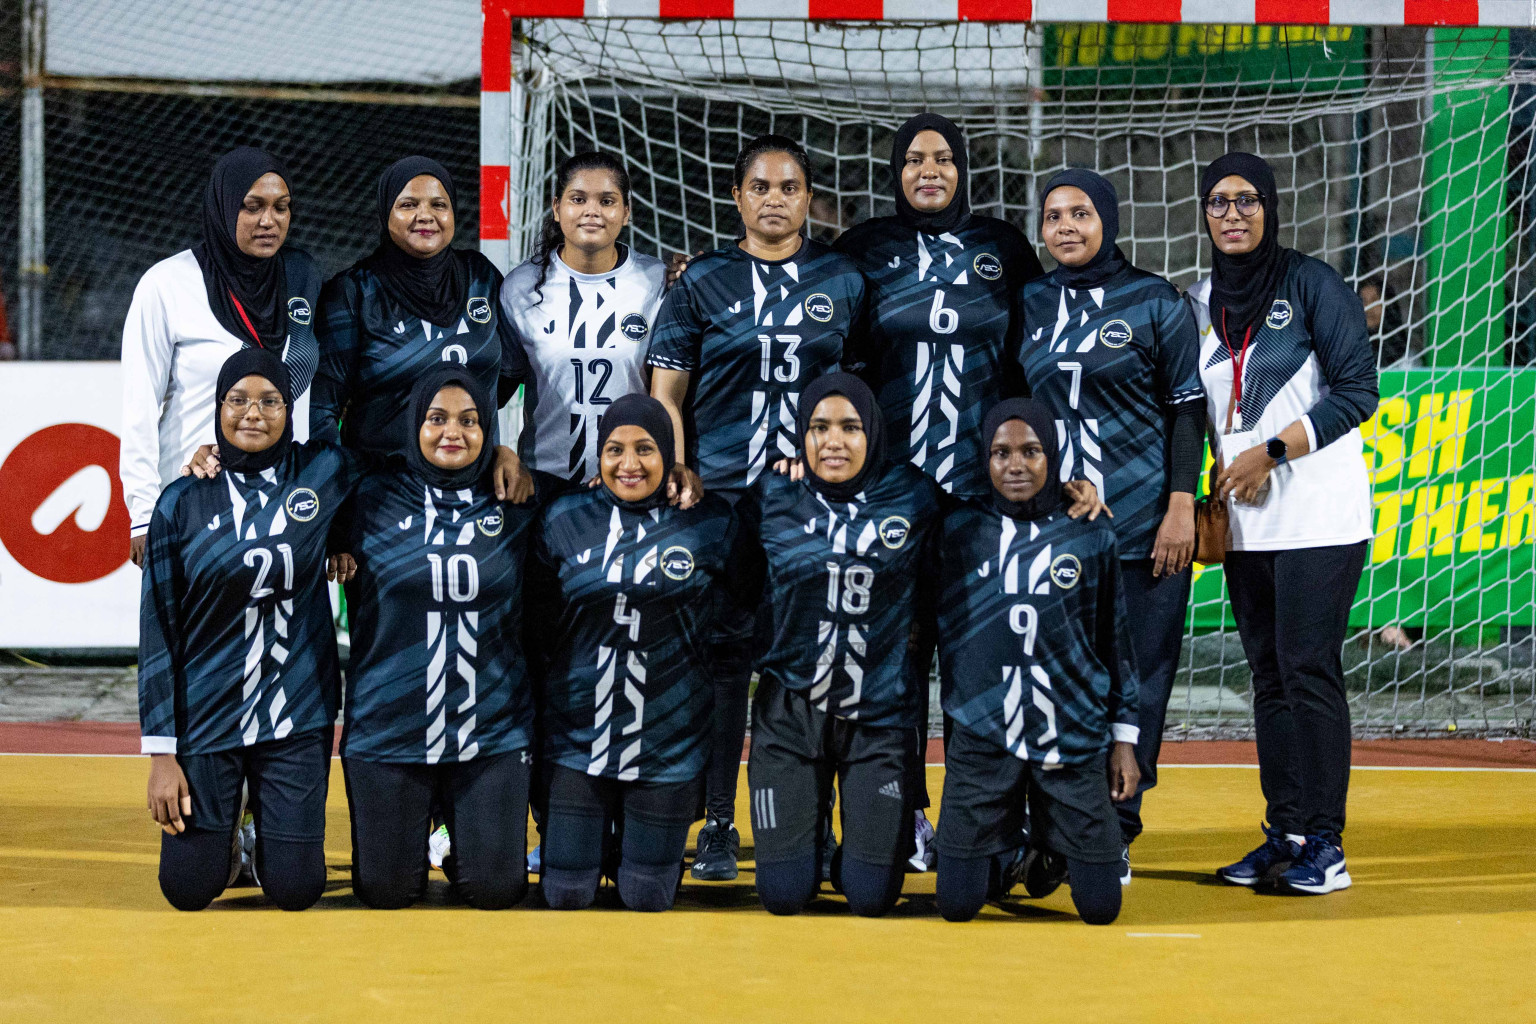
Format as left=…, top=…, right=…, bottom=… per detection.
left=479, top=1, right=1536, bottom=738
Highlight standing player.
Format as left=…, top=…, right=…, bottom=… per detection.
left=122, top=147, right=322, bottom=571
left=536, top=395, right=739, bottom=911
left=1193, top=153, right=1376, bottom=895
left=139, top=349, right=369, bottom=911
left=934, top=399, right=1139, bottom=926
left=500, top=152, right=668, bottom=487
left=310, top=156, right=531, bottom=494
left=833, top=114, right=1044, bottom=868
left=648, top=134, right=867, bottom=881
left=745, top=373, right=942, bottom=917
left=1016, top=169, right=1205, bottom=882
left=336, top=368, right=546, bottom=910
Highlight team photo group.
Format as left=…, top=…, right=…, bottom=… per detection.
left=123, top=112, right=1379, bottom=925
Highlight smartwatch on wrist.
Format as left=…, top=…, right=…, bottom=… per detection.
left=1265, top=437, right=1288, bottom=466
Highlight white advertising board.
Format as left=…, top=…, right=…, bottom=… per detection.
left=0, top=362, right=139, bottom=648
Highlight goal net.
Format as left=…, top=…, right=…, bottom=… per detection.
left=484, top=15, right=1536, bottom=739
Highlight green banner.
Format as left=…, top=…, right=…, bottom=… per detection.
left=1192, top=369, right=1536, bottom=628
left=1046, top=24, right=1365, bottom=92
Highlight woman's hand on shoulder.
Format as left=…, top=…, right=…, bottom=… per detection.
left=493, top=446, right=536, bottom=504
left=326, top=553, right=357, bottom=584
left=1062, top=480, right=1112, bottom=521
left=771, top=457, right=805, bottom=482
left=180, top=444, right=221, bottom=480
left=668, top=464, right=703, bottom=510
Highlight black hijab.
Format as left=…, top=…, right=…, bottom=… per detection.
left=890, top=113, right=970, bottom=236
left=1200, top=152, right=1289, bottom=343
left=982, top=398, right=1063, bottom=522
left=405, top=365, right=497, bottom=491
left=1039, top=168, right=1129, bottom=290
left=361, top=156, right=471, bottom=328
left=797, top=372, right=887, bottom=504
left=193, top=147, right=291, bottom=349
left=597, top=394, right=676, bottom=512
left=215, top=348, right=294, bottom=475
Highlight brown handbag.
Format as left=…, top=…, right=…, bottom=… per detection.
left=1193, top=380, right=1236, bottom=564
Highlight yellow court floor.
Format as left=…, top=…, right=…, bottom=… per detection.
left=1, top=756, right=1532, bottom=1024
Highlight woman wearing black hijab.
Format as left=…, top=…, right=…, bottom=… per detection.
left=335, top=365, right=550, bottom=910
left=1190, top=153, right=1377, bottom=896
left=742, top=372, right=943, bottom=916
left=1015, top=168, right=1205, bottom=881
left=932, top=399, right=1140, bottom=925
left=310, top=156, right=531, bottom=496
left=832, top=113, right=1046, bottom=869
left=122, top=146, right=323, bottom=570
left=534, top=394, right=739, bottom=912
left=138, top=348, right=372, bottom=911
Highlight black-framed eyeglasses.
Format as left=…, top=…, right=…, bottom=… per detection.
left=1203, top=193, right=1264, bottom=217
left=223, top=395, right=286, bottom=415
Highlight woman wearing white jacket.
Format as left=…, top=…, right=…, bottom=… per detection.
left=120, top=146, right=321, bottom=567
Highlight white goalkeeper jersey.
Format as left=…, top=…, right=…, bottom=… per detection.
left=120, top=249, right=317, bottom=537
left=500, top=245, right=666, bottom=483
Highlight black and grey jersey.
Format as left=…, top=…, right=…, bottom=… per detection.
left=1017, top=263, right=1204, bottom=560
left=748, top=463, right=943, bottom=729
left=835, top=215, right=1042, bottom=498
left=310, top=251, right=529, bottom=457
left=501, top=246, right=667, bottom=483
left=647, top=238, right=866, bottom=489
left=337, top=469, right=550, bottom=764
left=937, top=503, right=1139, bottom=766
left=537, top=489, right=737, bottom=784
left=137, top=442, right=370, bottom=755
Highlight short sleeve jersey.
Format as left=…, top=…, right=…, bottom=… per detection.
left=337, top=469, right=546, bottom=764
left=937, top=504, right=1138, bottom=767
left=835, top=215, right=1043, bottom=498
left=500, top=246, right=667, bottom=483
left=647, top=238, right=866, bottom=490
left=538, top=490, right=737, bottom=783
left=750, top=463, right=943, bottom=728
left=137, top=442, right=370, bottom=755
left=1016, top=264, right=1204, bottom=560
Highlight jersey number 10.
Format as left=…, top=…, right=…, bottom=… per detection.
left=428, top=553, right=480, bottom=603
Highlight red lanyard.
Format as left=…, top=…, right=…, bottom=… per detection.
left=1219, top=309, right=1253, bottom=425
left=229, top=291, right=264, bottom=348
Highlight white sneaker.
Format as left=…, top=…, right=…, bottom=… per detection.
left=907, top=810, right=937, bottom=873
left=428, top=824, right=452, bottom=870
left=238, top=811, right=259, bottom=886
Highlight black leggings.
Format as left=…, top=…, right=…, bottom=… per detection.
left=343, top=751, right=531, bottom=910
left=703, top=634, right=754, bottom=821
left=1225, top=542, right=1366, bottom=843
left=542, top=764, right=699, bottom=912
left=1116, top=559, right=1192, bottom=843
left=158, top=727, right=331, bottom=912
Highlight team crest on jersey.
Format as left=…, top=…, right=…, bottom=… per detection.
left=804, top=293, right=834, bottom=323
left=466, top=296, right=492, bottom=324
left=1265, top=299, right=1293, bottom=330
left=476, top=511, right=504, bottom=537
left=878, top=516, right=911, bottom=550
left=287, top=296, right=312, bottom=326
left=973, top=253, right=1003, bottom=281
left=285, top=488, right=319, bottom=522
left=1100, top=319, right=1133, bottom=349
left=620, top=313, right=650, bottom=342
left=661, top=545, right=695, bottom=581
left=1049, top=553, right=1082, bottom=590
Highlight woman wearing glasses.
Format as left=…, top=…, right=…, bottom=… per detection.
left=1190, top=153, right=1377, bottom=896
left=139, top=349, right=372, bottom=911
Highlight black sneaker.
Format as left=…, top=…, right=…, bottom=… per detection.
left=992, top=845, right=1028, bottom=900
left=818, top=826, right=839, bottom=883
left=690, top=816, right=740, bottom=881
left=1022, top=846, right=1068, bottom=899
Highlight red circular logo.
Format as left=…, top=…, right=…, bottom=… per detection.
left=0, top=423, right=131, bottom=584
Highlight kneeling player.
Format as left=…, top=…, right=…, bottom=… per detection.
left=934, top=399, right=1140, bottom=925
left=536, top=396, right=738, bottom=912
left=745, top=374, right=942, bottom=916
left=139, top=350, right=372, bottom=911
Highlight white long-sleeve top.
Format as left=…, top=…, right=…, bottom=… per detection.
left=119, top=248, right=320, bottom=536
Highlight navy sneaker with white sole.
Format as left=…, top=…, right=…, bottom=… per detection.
left=1119, top=844, right=1131, bottom=887
left=1279, top=838, right=1351, bottom=895
left=1216, top=823, right=1303, bottom=887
